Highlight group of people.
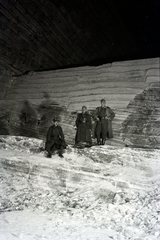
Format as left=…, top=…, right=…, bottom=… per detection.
left=45, top=99, right=115, bottom=158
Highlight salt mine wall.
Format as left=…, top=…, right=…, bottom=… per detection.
left=0, top=68, right=12, bottom=99
left=0, top=58, right=159, bottom=148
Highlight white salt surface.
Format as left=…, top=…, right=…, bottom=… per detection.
left=0, top=136, right=160, bottom=240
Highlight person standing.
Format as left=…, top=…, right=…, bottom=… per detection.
left=94, top=99, right=115, bottom=145
left=75, top=106, right=92, bottom=147
left=45, top=117, right=67, bottom=158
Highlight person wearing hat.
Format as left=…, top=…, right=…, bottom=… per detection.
left=75, top=106, right=92, bottom=147
left=94, top=99, right=115, bottom=145
left=45, top=117, right=67, bottom=158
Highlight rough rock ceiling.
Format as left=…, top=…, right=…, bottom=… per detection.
left=0, top=0, right=159, bottom=75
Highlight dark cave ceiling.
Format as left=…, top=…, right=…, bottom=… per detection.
left=0, top=0, right=160, bottom=75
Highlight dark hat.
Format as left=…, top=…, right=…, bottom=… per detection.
left=52, top=116, right=59, bottom=122
left=101, top=99, right=106, bottom=103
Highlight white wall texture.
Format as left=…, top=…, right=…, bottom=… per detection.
left=1, top=57, right=159, bottom=147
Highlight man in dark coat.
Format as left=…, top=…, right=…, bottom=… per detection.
left=45, top=117, right=67, bottom=158
left=75, top=106, right=92, bottom=147
left=94, top=99, right=115, bottom=145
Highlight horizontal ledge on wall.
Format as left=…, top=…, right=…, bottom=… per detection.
left=10, top=82, right=148, bottom=91
left=23, top=71, right=146, bottom=80
left=5, top=88, right=145, bottom=96
left=146, top=76, right=160, bottom=83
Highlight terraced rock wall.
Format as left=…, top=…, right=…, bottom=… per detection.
left=0, top=58, right=159, bottom=147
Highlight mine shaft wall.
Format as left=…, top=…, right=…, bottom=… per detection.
left=0, top=58, right=159, bottom=147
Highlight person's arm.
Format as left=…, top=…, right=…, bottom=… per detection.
left=93, top=107, right=99, bottom=121
left=86, top=114, right=92, bottom=129
left=108, top=108, right=115, bottom=120
left=75, top=114, right=80, bottom=127
left=59, top=126, right=65, bottom=141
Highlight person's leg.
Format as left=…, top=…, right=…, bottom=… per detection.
left=101, top=120, right=108, bottom=145
left=58, top=146, right=64, bottom=158
left=95, top=121, right=102, bottom=145
left=45, top=141, right=52, bottom=158
left=47, top=152, right=52, bottom=158
left=56, top=140, right=66, bottom=158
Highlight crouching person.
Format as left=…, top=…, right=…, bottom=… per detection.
left=45, top=117, right=67, bottom=158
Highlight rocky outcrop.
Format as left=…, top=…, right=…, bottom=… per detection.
left=121, top=88, right=160, bottom=148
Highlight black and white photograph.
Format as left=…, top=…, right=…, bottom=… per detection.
left=0, top=0, right=160, bottom=239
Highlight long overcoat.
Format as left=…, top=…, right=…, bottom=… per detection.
left=94, top=106, right=115, bottom=139
left=45, top=125, right=66, bottom=152
left=75, top=112, right=92, bottom=143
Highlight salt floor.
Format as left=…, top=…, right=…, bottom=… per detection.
left=0, top=136, right=160, bottom=240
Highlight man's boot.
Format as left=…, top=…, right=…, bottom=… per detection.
left=46, top=151, right=52, bottom=158
left=97, top=138, right=101, bottom=145
left=102, top=139, right=105, bottom=145
left=58, top=147, right=64, bottom=158
left=85, top=142, right=92, bottom=148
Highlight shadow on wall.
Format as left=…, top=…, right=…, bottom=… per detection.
left=18, top=100, right=38, bottom=138
left=0, top=93, right=65, bottom=140
left=0, top=94, right=97, bottom=144
left=0, top=93, right=113, bottom=144
left=121, top=88, right=160, bottom=149
left=0, top=113, right=10, bottom=135
left=36, top=92, right=65, bottom=139
left=1, top=88, right=159, bottom=149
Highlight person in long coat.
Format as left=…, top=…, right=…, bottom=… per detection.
left=75, top=106, right=92, bottom=147
left=94, top=99, right=115, bottom=145
left=45, top=117, right=67, bottom=158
